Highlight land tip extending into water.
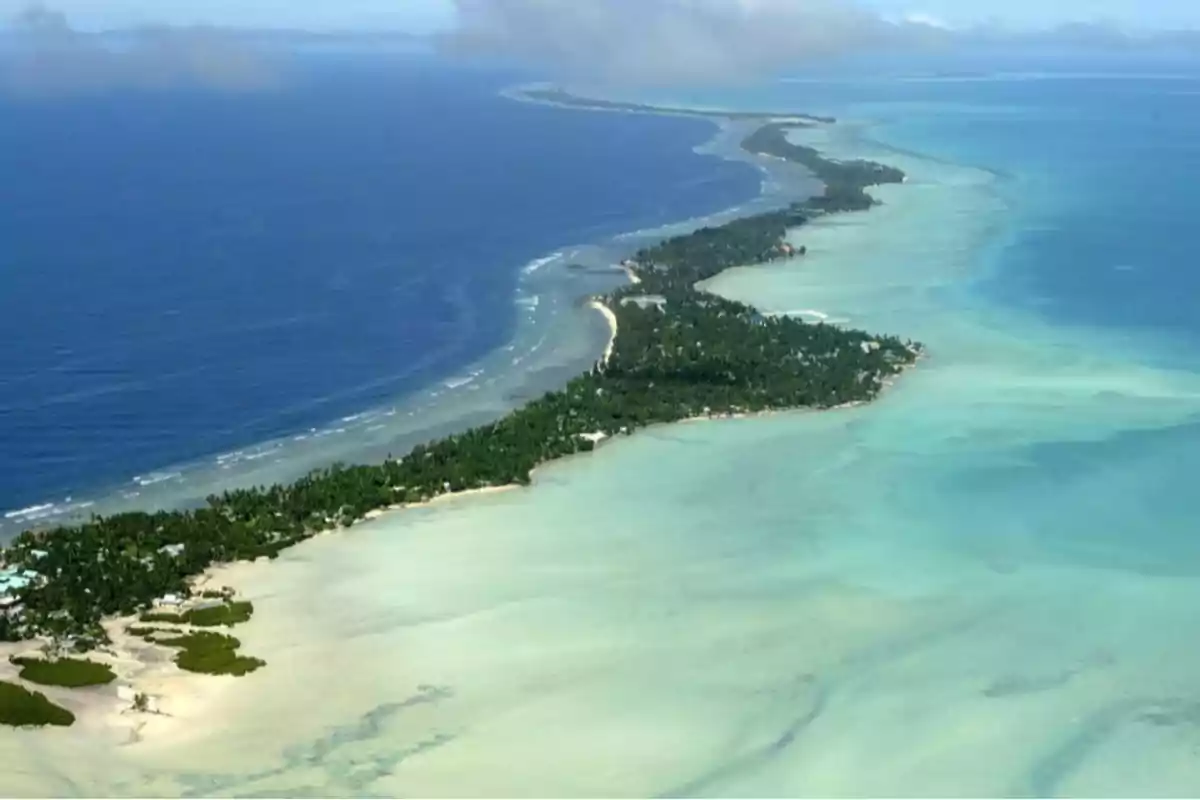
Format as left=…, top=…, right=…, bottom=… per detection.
left=0, top=88, right=920, bottom=731
left=516, top=85, right=839, bottom=124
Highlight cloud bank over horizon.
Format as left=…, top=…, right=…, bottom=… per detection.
left=5, top=1, right=1200, bottom=95
left=440, top=0, right=953, bottom=86
left=439, top=0, right=1200, bottom=86
left=1, top=2, right=278, bottom=95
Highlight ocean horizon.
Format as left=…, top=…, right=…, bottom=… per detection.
left=9, top=49, right=1200, bottom=796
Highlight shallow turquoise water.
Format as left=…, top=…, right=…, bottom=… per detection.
left=9, top=71, right=1200, bottom=796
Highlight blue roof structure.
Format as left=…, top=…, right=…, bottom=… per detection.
left=0, top=566, right=38, bottom=595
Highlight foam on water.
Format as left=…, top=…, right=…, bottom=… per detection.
left=522, top=253, right=561, bottom=275
left=11, top=85, right=1200, bottom=797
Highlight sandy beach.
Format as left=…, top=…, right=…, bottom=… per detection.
left=0, top=612, right=245, bottom=753
left=0, top=482, right=534, bottom=756
left=587, top=299, right=619, bottom=366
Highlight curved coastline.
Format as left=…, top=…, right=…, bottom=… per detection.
left=0, top=108, right=809, bottom=544
left=9, top=77, right=1200, bottom=797
left=0, top=87, right=855, bottom=549
left=0, top=88, right=923, bottom=742
left=0, top=92, right=772, bottom=542
left=0, top=93, right=806, bottom=543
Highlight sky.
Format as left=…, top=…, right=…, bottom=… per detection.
left=3, top=0, right=1199, bottom=95
left=1, top=0, right=1199, bottom=33
left=869, top=0, right=1200, bottom=30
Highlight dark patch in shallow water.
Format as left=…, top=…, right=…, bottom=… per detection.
left=1137, top=700, right=1200, bottom=729
left=168, top=684, right=457, bottom=797
left=983, top=670, right=1078, bottom=698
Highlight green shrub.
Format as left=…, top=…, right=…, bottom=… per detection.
left=131, top=626, right=184, bottom=644
left=157, top=631, right=265, bottom=677
left=155, top=632, right=207, bottom=648
left=0, top=681, right=74, bottom=727
left=185, top=601, right=254, bottom=628
left=10, top=656, right=116, bottom=688
left=176, top=648, right=265, bottom=677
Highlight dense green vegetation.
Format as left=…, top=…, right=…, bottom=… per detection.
left=0, top=121, right=919, bottom=673
left=136, top=628, right=184, bottom=644
left=741, top=123, right=906, bottom=213
left=0, top=680, right=75, bottom=727
left=522, top=87, right=837, bottom=123
left=185, top=601, right=254, bottom=627
left=137, top=601, right=253, bottom=628
left=10, top=656, right=116, bottom=688
left=158, top=632, right=265, bottom=676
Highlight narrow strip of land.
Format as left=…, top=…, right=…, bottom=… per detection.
left=0, top=95, right=921, bottom=727
left=516, top=86, right=837, bottom=124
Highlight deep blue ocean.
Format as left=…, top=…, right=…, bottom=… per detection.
left=0, top=60, right=759, bottom=517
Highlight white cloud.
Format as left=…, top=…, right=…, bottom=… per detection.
left=1, top=2, right=279, bottom=95
left=440, top=0, right=940, bottom=86
left=901, top=11, right=952, bottom=30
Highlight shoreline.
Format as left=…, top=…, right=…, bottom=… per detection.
left=0, top=81, right=824, bottom=542
left=503, top=83, right=836, bottom=125
left=84, top=351, right=926, bottom=748
left=0, top=482, right=531, bottom=748
left=587, top=300, right=619, bottom=366
left=0, top=86, right=922, bottom=741
left=0, top=91, right=798, bottom=542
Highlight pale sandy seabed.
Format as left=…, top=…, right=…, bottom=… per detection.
left=9, top=118, right=1200, bottom=798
